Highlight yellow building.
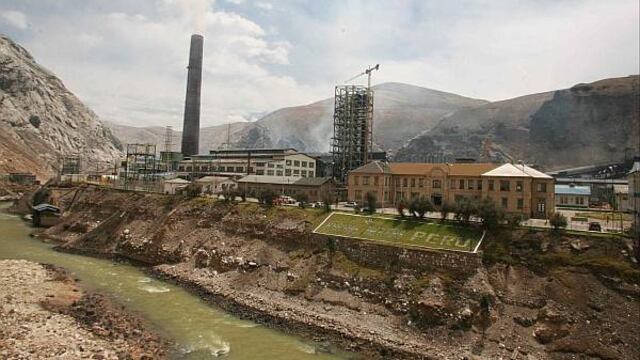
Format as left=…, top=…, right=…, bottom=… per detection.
left=347, top=161, right=554, bottom=219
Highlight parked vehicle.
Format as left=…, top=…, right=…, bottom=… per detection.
left=311, top=202, right=325, bottom=208
left=588, top=222, right=602, bottom=232
left=344, top=201, right=358, bottom=208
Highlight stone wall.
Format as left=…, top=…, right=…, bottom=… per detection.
left=318, top=234, right=482, bottom=274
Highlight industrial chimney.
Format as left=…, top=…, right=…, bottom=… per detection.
left=180, top=34, right=204, bottom=156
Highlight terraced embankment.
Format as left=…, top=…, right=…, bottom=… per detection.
left=33, top=185, right=640, bottom=359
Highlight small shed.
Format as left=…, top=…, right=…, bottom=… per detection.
left=195, top=176, right=237, bottom=195
left=163, top=178, right=191, bottom=194
left=555, top=184, right=591, bottom=208
left=32, top=203, right=61, bottom=227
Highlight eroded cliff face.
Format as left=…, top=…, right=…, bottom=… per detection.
left=0, top=35, right=122, bottom=180
left=395, top=75, right=640, bottom=170
left=36, top=186, right=640, bottom=360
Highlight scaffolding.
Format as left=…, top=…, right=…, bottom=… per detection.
left=331, top=85, right=374, bottom=184
left=60, top=155, right=81, bottom=175
left=123, top=144, right=158, bottom=191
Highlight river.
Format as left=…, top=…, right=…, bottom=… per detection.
left=0, top=203, right=345, bottom=359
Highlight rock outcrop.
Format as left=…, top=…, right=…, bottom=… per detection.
left=0, top=35, right=122, bottom=180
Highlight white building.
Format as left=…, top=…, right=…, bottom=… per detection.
left=555, top=184, right=591, bottom=208
left=195, top=176, right=237, bottom=194
left=163, top=178, right=190, bottom=194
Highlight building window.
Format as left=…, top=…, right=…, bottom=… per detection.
left=285, top=169, right=291, bottom=176
left=257, top=162, right=265, bottom=167
left=309, top=172, right=314, bottom=177
left=276, top=164, right=283, bottom=169
left=384, top=191, right=389, bottom=201
left=468, top=180, right=474, bottom=190
left=236, top=167, right=244, bottom=172
left=411, top=178, right=415, bottom=187
left=501, top=197, right=508, bottom=208
left=374, top=177, right=379, bottom=186
left=276, top=170, right=283, bottom=176
left=396, top=191, right=402, bottom=200
left=256, top=170, right=264, bottom=175
left=403, top=178, right=408, bottom=187
left=537, top=198, right=546, bottom=213
left=516, top=181, right=523, bottom=192
left=293, top=169, right=299, bottom=175
left=301, top=170, right=307, bottom=177
left=459, top=179, right=465, bottom=189
left=450, top=179, right=456, bottom=189
left=294, top=160, right=300, bottom=167
left=302, top=161, right=307, bottom=167
left=431, top=194, right=442, bottom=206
left=268, top=163, right=274, bottom=168
left=488, top=180, right=494, bottom=191
left=355, top=190, right=362, bottom=201
left=418, top=178, right=424, bottom=187
left=267, top=170, right=274, bottom=176
left=433, top=179, right=441, bottom=189
left=477, top=180, right=482, bottom=190
left=500, top=180, right=510, bottom=191
left=309, top=162, right=315, bottom=168
left=537, top=183, right=547, bottom=192
left=286, top=160, right=291, bottom=166
left=363, top=176, right=369, bottom=185
left=576, top=197, right=584, bottom=205
left=517, top=198, right=524, bottom=210
left=226, top=166, right=234, bottom=172
left=354, top=176, right=359, bottom=185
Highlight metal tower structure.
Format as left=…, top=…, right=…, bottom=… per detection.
left=331, top=85, right=374, bottom=184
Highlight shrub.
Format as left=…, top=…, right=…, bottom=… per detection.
left=257, top=189, right=278, bottom=206
left=409, top=196, right=434, bottom=219
left=549, top=212, right=567, bottom=231
left=396, top=199, right=408, bottom=217
left=297, top=193, right=309, bottom=208
left=506, top=213, right=525, bottom=228
left=440, top=202, right=453, bottom=222
left=476, top=197, right=504, bottom=230
left=182, top=183, right=202, bottom=199
left=321, top=192, right=333, bottom=213
left=454, top=198, right=477, bottom=224
left=364, top=192, right=377, bottom=214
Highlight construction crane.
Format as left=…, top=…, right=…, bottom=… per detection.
left=343, top=64, right=380, bottom=88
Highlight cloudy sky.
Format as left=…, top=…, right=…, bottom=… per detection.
left=0, top=0, right=638, bottom=129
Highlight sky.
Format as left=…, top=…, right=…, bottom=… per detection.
left=0, top=0, right=638, bottom=130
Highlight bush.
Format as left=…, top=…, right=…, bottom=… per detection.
left=549, top=212, right=567, bottom=231
left=396, top=199, right=408, bottom=217
left=506, top=213, right=525, bottom=228
left=453, top=198, right=477, bottom=224
left=297, top=192, right=309, bottom=207
left=321, top=192, right=333, bottom=213
left=364, top=192, right=377, bottom=214
left=257, top=189, right=278, bottom=206
left=182, top=183, right=202, bottom=199
left=409, top=196, right=434, bottom=219
left=440, top=202, right=453, bottom=222
left=476, top=197, right=504, bottom=230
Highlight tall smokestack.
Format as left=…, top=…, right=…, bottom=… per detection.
left=181, top=34, right=204, bottom=156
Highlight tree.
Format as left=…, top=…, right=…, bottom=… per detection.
left=440, top=202, right=453, bottom=222
left=454, top=198, right=478, bottom=224
left=182, top=183, right=202, bottom=199
left=549, top=212, right=568, bottom=231
left=321, top=192, right=333, bottom=213
left=297, top=193, right=309, bottom=208
left=409, top=196, right=434, bottom=219
left=505, top=213, right=525, bottom=229
left=396, top=199, right=408, bottom=217
left=476, top=198, right=504, bottom=230
left=364, top=192, right=377, bottom=214
left=258, top=189, right=278, bottom=206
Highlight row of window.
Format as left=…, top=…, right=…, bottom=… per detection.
left=558, top=196, right=586, bottom=205
left=256, top=169, right=314, bottom=177
left=352, top=176, right=548, bottom=193
left=285, top=159, right=315, bottom=168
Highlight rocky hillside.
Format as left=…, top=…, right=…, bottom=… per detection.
left=395, top=76, right=640, bottom=170
left=0, top=35, right=122, bottom=179
left=244, top=82, right=488, bottom=153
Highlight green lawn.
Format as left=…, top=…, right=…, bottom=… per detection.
left=314, top=212, right=483, bottom=253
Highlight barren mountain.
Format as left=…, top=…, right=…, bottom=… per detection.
left=105, top=121, right=254, bottom=154
left=247, top=82, right=488, bottom=153
left=395, top=75, right=640, bottom=170
left=0, top=35, right=122, bottom=180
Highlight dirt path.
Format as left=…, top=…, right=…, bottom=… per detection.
left=0, top=259, right=168, bottom=359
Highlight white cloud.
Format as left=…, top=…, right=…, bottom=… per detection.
left=0, top=10, right=27, bottom=29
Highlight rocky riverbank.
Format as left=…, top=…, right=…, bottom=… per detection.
left=0, top=259, right=168, bottom=359
left=36, top=186, right=640, bottom=359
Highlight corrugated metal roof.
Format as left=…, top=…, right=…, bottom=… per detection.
left=482, top=163, right=553, bottom=179
left=555, top=184, right=591, bottom=195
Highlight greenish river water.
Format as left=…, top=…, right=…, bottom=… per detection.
left=0, top=203, right=344, bottom=359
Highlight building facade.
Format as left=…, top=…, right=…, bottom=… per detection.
left=237, top=175, right=335, bottom=202
left=555, top=184, right=591, bottom=208
left=178, top=148, right=317, bottom=178
left=347, top=161, right=555, bottom=219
